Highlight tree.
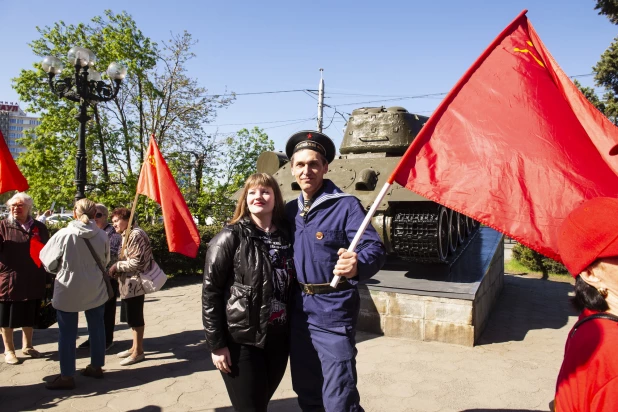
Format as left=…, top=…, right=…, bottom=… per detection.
left=12, top=10, right=234, bottom=212
left=196, top=127, right=274, bottom=223
left=595, top=0, right=618, bottom=24
left=591, top=1, right=618, bottom=125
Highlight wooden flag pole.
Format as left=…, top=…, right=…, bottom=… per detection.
left=119, top=191, right=140, bottom=259
left=120, top=134, right=155, bottom=258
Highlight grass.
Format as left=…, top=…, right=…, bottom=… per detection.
left=505, top=258, right=573, bottom=282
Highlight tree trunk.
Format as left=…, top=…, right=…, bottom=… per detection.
left=194, top=152, right=204, bottom=193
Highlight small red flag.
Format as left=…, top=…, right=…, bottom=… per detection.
left=390, top=10, right=618, bottom=262
left=136, top=136, right=200, bottom=258
left=30, top=225, right=44, bottom=268
left=0, top=130, right=29, bottom=194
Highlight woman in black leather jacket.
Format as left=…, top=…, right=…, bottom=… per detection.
left=202, top=173, right=294, bottom=412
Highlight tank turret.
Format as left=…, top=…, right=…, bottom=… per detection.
left=258, top=106, right=479, bottom=263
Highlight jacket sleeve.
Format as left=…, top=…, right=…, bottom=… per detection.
left=37, top=222, right=50, bottom=244
left=39, top=231, right=64, bottom=274
left=345, top=198, right=386, bottom=283
left=115, top=229, right=150, bottom=273
left=202, top=227, right=237, bottom=351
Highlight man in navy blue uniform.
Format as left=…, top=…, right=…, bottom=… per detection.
left=285, top=130, right=386, bottom=412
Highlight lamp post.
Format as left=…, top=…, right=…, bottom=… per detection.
left=42, top=47, right=127, bottom=201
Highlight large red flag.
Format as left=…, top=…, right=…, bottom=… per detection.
left=390, top=10, right=618, bottom=262
left=136, top=136, right=200, bottom=258
left=0, top=130, right=28, bottom=193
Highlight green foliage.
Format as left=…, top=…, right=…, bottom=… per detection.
left=593, top=39, right=618, bottom=125
left=595, top=0, right=618, bottom=24
left=136, top=223, right=222, bottom=277
left=195, top=126, right=275, bottom=224
left=47, top=222, right=222, bottom=277
left=511, top=243, right=569, bottom=275
left=11, top=10, right=278, bottom=227
left=12, top=10, right=236, bottom=216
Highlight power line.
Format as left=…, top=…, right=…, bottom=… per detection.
left=204, top=89, right=317, bottom=97
left=262, top=117, right=317, bottom=130
left=333, top=94, right=447, bottom=107
left=203, top=117, right=315, bottom=127
left=203, top=71, right=594, bottom=128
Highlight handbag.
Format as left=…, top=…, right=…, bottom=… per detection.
left=33, top=276, right=57, bottom=329
left=141, top=259, right=167, bottom=294
left=83, top=238, right=115, bottom=301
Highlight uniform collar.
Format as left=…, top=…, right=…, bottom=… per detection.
left=296, top=179, right=352, bottom=213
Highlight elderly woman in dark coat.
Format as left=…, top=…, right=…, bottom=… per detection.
left=0, top=192, right=49, bottom=365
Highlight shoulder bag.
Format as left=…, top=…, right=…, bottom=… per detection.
left=135, top=227, right=167, bottom=293
left=141, top=259, right=167, bottom=294
left=570, top=312, right=618, bottom=338
left=83, top=238, right=115, bottom=301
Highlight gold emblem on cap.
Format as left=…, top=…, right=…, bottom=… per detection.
left=316, top=232, right=324, bottom=240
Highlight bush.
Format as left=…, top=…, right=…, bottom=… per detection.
left=47, top=222, right=223, bottom=278
left=141, top=223, right=223, bottom=277
left=512, top=243, right=569, bottom=274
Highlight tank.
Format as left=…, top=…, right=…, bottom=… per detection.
left=258, top=106, right=479, bottom=263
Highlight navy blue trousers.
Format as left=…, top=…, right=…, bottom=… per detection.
left=290, top=307, right=363, bottom=412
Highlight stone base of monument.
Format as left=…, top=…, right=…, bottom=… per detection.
left=358, top=227, right=504, bottom=346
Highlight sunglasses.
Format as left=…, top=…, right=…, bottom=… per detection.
left=95, top=213, right=104, bottom=218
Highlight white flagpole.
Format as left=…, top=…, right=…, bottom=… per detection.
left=330, top=181, right=392, bottom=287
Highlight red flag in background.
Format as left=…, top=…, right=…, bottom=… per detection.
left=0, top=130, right=29, bottom=194
left=390, top=10, right=618, bottom=262
left=136, top=136, right=200, bottom=258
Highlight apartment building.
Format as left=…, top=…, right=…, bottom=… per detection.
left=0, top=102, right=40, bottom=159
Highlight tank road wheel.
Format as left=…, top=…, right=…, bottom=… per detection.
left=456, top=212, right=466, bottom=244
left=448, top=210, right=458, bottom=254
left=465, top=215, right=473, bottom=236
left=437, top=207, right=450, bottom=261
left=474, top=219, right=481, bottom=229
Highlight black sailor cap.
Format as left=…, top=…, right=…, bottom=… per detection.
left=285, top=130, right=336, bottom=163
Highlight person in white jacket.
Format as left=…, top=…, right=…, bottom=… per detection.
left=40, top=198, right=110, bottom=390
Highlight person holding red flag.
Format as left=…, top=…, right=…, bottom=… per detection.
left=358, top=9, right=618, bottom=268
left=109, top=207, right=153, bottom=366
left=554, top=197, right=618, bottom=410
left=0, top=193, right=49, bottom=365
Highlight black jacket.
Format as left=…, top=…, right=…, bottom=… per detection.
left=202, top=219, right=289, bottom=350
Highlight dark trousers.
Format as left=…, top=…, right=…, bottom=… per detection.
left=290, top=307, right=362, bottom=412
left=220, top=327, right=289, bottom=412
left=101, top=278, right=118, bottom=344
left=104, top=294, right=117, bottom=344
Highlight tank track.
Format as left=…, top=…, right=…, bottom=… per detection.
left=390, top=206, right=479, bottom=264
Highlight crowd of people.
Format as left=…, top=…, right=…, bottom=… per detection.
left=0, top=194, right=155, bottom=390
left=1, top=129, right=617, bottom=411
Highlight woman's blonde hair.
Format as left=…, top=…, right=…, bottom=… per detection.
left=229, top=173, right=286, bottom=228
left=74, top=198, right=97, bottom=224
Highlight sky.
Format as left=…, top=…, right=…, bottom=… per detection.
left=1, top=0, right=616, bottom=152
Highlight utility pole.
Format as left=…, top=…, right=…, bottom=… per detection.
left=317, top=68, right=324, bottom=132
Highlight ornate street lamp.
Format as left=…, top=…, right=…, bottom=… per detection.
left=42, top=47, right=127, bottom=201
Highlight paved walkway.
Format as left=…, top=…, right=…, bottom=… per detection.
left=0, top=267, right=576, bottom=412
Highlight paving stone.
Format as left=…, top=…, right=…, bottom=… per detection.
left=106, top=390, right=153, bottom=411
left=0, top=273, right=574, bottom=411
left=70, top=393, right=118, bottom=411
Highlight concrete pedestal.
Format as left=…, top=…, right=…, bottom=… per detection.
left=358, top=227, right=504, bottom=346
